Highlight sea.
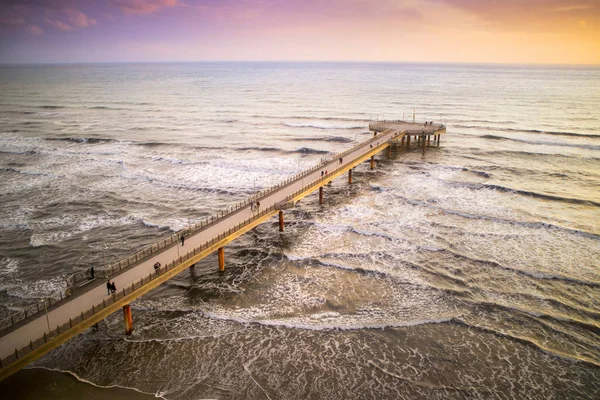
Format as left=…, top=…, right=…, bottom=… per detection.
left=0, top=62, right=598, bottom=399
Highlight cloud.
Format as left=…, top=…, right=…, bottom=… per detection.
left=111, top=0, right=178, bottom=15
left=65, top=9, right=96, bottom=27
left=43, top=9, right=96, bottom=31
left=28, top=24, right=44, bottom=35
left=432, top=0, right=599, bottom=20
left=45, top=16, right=73, bottom=31
left=430, top=0, right=600, bottom=33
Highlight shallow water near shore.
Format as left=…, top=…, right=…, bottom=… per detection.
left=0, top=62, right=599, bottom=399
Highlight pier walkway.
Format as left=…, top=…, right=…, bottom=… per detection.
left=0, top=121, right=446, bottom=379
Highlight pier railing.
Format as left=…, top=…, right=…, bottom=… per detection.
left=0, top=123, right=411, bottom=334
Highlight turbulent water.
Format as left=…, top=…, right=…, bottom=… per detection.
left=0, top=62, right=599, bottom=399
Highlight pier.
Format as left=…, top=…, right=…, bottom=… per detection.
left=0, top=120, right=446, bottom=380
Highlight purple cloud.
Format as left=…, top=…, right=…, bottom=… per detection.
left=28, top=23, right=43, bottom=35
left=110, top=0, right=178, bottom=15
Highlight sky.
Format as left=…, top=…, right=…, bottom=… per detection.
left=0, top=0, right=599, bottom=64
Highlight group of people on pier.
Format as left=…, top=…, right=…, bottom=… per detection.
left=106, top=280, right=117, bottom=294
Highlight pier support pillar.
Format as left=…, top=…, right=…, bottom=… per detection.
left=406, top=135, right=410, bottom=147
left=370, top=156, right=375, bottom=170
left=123, top=305, right=133, bottom=335
left=387, top=147, right=391, bottom=157
left=401, top=137, right=405, bottom=147
left=422, top=136, right=426, bottom=155
left=348, top=169, right=352, bottom=184
left=427, top=135, right=431, bottom=146
left=319, top=186, right=324, bottom=204
left=438, top=135, right=441, bottom=146
left=218, top=247, right=225, bottom=271
left=279, top=211, right=284, bottom=232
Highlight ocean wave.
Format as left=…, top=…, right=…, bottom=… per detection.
left=480, top=134, right=600, bottom=150
left=440, top=247, right=600, bottom=288
left=201, top=308, right=453, bottom=332
left=291, top=136, right=353, bottom=143
left=452, top=181, right=600, bottom=208
left=118, top=172, right=240, bottom=196
left=252, top=113, right=370, bottom=122
left=387, top=192, right=600, bottom=240
left=236, top=146, right=283, bottom=153
left=87, top=106, right=130, bottom=111
left=45, top=137, right=118, bottom=144
left=0, top=149, right=38, bottom=156
left=454, top=124, right=600, bottom=139
left=296, top=147, right=329, bottom=155
left=450, top=318, right=600, bottom=368
left=38, top=105, right=66, bottom=110
left=283, top=122, right=365, bottom=130
left=151, top=156, right=192, bottom=165
left=0, top=167, right=61, bottom=178
left=467, top=299, right=600, bottom=335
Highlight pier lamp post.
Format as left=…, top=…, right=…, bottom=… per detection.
left=42, top=298, right=51, bottom=333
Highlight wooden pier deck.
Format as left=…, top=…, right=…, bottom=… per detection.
left=0, top=120, right=446, bottom=380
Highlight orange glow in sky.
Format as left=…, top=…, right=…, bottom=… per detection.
left=0, top=0, right=598, bottom=64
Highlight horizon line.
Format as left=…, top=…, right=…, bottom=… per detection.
left=0, top=60, right=599, bottom=68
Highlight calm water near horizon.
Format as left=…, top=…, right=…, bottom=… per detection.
left=0, top=62, right=599, bottom=399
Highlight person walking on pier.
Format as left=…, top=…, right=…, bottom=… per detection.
left=106, top=279, right=111, bottom=295
left=90, top=266, right=95, bottom=279
left=250, top=200, right=254, bottom=211
left=180, top=234, right=185, bottom=246
left=154, top=261, right=161, bottom=272
left=110, top=281, right=117, bottom=293
left=256, top=201, right=260, bottom=213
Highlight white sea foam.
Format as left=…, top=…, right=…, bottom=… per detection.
left=283, top=122, right=365, bottom=130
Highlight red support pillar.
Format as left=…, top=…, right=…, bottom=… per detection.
left=319, top=186, right=324, bottom=204
left=348, top=169, right=352, bottom=184
left=218, top=247, right=224, bottom=271
left=123, top=305, right=133, bottom=335
left=370, top=156, right=374, bottom=170
left=278, top=211, right=284, bottom=232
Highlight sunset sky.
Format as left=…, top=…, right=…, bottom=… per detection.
left=0, top=0, right=598, bottom=64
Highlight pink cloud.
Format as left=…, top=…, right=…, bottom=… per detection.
left=44, top=9, right=96, bottom=31
left=28, top=24, right=44, bottom=35
left=111, top=0, right=178, bottom=15
left=66, top=9, right=97, bottom=28
left=45, top=17, right=74, bottom=31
